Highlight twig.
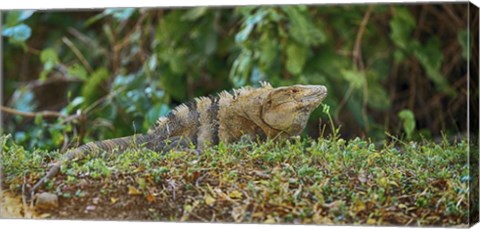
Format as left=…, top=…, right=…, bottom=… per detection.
left=23, top=73, right=83, bottom=90
left=442, top=5, right=463, bottom=28
left=190, top=212, right=209, bottom=222
left=113, top=12, right=148, bottom=52
left=62, top=37, right=93, bottom=73
left=67, top=27, right=109, bottom=55
left=1, top=106, right=83, bottom=127
left=352, top=6, right=373, bottom=133
left=27, top=46, right=41, bottom=55
left=334, top=85, right=354, bottom=121
left=414, top=6, right=427, bottom=39
left=1, top=106, right=67, bottom=119
left=425, top=5, right=458, bottom=31
left=84, top=86, right=126, bottom=114
left=352, top=5, right=373, bottom=70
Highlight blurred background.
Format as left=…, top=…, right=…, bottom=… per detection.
left=2, top=3, right=477, bottom=150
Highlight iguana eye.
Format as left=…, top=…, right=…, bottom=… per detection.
left=291, top=89, right=299, bottom=93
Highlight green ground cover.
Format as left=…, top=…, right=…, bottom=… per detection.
left=1, top=134, right=470, bottom=226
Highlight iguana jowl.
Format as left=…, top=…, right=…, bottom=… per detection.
left=32, top=82, right=327, bottom=191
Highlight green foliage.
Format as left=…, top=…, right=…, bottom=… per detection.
left=81, top=68, right=109, bottom=104
left=1, top=135, right=470, bottom=225
left=2, top=10, right=35, bottom=48
left=414, top=37, right=455, bottom=96
left=2, top=24, right=31, bottom=42
left=39, top=48, right=60, bottom=80
left=286, top=41, right=308, bottom=75
left=3, top=5, right=468, bottom=150
left=341, top=69, right=365, bottom=89
left=282, top=6, right=326, bottom=46
left=1, top=135, right=61, bottom=189
left=389, top=7, right=456, bottom=97
left=398, top=109, right=416, bottom=139
left=389, top=7, right=416, bottom=51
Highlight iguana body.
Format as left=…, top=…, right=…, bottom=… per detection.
left=32, top=82, right=327, bottom=191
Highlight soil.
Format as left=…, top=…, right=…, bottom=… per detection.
left=1, top=175, right=194, bottom=221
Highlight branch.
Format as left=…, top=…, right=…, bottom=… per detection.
left=352, top=5, right=373, bottom=133
left=62, top=37, right=93, bottom=73
left=0, top=106, right=67, bottom=119
left=23, top=71, right=83, bottom=90
left=352, top=5, right=373, bottom=70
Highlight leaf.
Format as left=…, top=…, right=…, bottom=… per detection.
left=235, top=9, right=267, bottom=43
left=377, top=177, right=388, bottom=188
left=39, top=213, right=51, bottom=218
left=367, top=218, right=377, bottom=225
left=414, top=37, right=456, bottom=96
left=110, top=197, right=118, bottom=204
left=5, top=10, right=35, bottom=26
left=389, top=7, right=416, bottom=50
left=49, top=127, right=64, bottom=146
left=81, top=68, right=109, bottom=104
left=203, top=27, right=218, bottom=55
left=17, top=10, right=35, bottom=22
left=393, top=49, right=405, bottom=63
left=182, top=7, right=208, bottom=21
left=229, top=49, right=252, bottom=87
left=367, top=83, right=391, bottom=110
left=283, top=6, right=326, bottom=46
left=2, top=24, right=32, bottom=42
left=259, top=33, right=279, bottom=69
left=40, top=48, right=60, bottom=72
left=11, top=89, right=36, bottom=112
left=312, top=213, right=333, bottom=224
left=104, top=8, right=135, bottom=21
left=145, top=192, right=155, bottom=203
left=264, top=216, right=276, bottom=223
left=204, top=194, right=216, bottom=206
left=367, top=152, right=381, bottom=165
left=398, top=109, right=416, bottom=139
left=351, top=199, right=366, bottom=213
left=229, top=190, right=243, bottom=199
left=144, top=104, right=170, bottom=129
left=67, top=64, right=88, bottom=80
left=148, top=54, right=158, bottom=71
left=127, top=185, right=142, bottom=195
left=286, top=42, right=308, bottom=75
left=169, top=53, right=187, bottom=74
left=250, top=67, right=265, bottom=84
left=137, top=178, right=146, bottom=190
left=341, top=69, right=364, bottom=89
left=358, top=172, right=367, bottom=183
left=252, top=212, right=264, bottom=218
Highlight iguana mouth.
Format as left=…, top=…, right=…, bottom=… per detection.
left=300, top=85, right=327, bottom=104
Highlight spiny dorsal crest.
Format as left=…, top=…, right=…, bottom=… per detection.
left=148, top=82, right=273, bottom=133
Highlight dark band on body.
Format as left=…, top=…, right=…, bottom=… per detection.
left=208, top=96, right=220, bottom=145
left=186, top=99, right=200, bottom=146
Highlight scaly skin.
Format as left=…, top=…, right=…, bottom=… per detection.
left=32, top=82, right=327, bottom=191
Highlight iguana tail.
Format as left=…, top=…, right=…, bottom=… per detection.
left=31, top=134, right=151, bottom=192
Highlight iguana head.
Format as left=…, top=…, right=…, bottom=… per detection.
left=261, top=84, right=327, bottom=135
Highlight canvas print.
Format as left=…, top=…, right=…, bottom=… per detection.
left=1, top=3, right=478, bottom=227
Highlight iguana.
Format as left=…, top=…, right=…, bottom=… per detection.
left=32, top=82, right=327, bottom=191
